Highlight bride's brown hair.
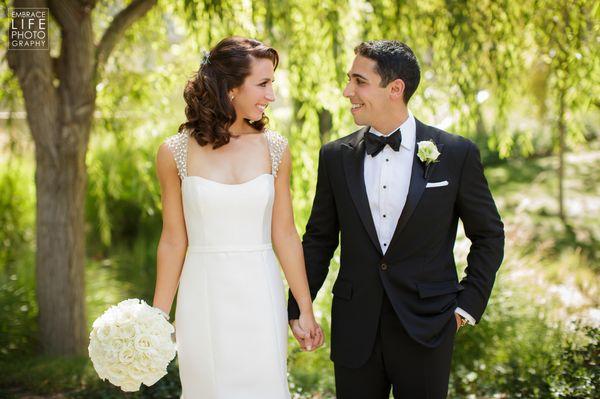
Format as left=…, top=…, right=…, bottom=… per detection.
left=178, top=36, right=279, bottom=149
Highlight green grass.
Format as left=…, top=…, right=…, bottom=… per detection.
left=0, top=355, right=182, bottom=398
left=0, top=355, right=93, bottom=395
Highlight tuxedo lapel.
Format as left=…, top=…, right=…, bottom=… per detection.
left=387, top=119, right=437, bottom=252
left=342, top=127, right=383, bottom=256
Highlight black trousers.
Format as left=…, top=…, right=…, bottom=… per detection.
left=334, top=292, right=456, bottom=399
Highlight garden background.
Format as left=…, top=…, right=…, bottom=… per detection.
left=0, top=0, right=598, bottom=397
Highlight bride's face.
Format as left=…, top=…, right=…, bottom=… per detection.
left=230, top=58, right=276, bottom=122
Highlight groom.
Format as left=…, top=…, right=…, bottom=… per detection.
left=288, top=40, right=504, bottom=398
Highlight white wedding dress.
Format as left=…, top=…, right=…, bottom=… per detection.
left=165, top=130, right=291, bottom=399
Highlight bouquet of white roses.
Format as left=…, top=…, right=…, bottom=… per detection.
left=88, top=298, right=177, bottom=392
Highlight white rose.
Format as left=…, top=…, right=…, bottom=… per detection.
left=110, top=337, right=126, bottom=352
left=118, top=346, right=136, bottom=364
left=127, top=364, right=147, bottom=381
left=95, top=323, right=113, bottom=342
left=118, top=323, right=136, bottom=339
left=118, top=298, right=141, bottom=307
left=134, top=334, right=152, bottom=352
left=105, top=364, right=123, bottom=381
left=121, top=380, right=141, bottom=392
left=417, top=140, right=440, bottom=164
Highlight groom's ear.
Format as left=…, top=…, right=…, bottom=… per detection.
left=388, top=78, right=405, bottom=102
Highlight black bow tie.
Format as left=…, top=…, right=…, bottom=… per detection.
left=365, top=129, right=402, bottom=157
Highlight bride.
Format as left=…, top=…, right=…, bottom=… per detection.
left=151, top=36, right=324, bottom=398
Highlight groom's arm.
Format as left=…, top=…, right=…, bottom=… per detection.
left=455, top=140, right=505, bottom=324
left=288, top=145, right=340, bottom=320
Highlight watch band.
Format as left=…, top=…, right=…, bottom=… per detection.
left=155, top=307, right=170, bottom=321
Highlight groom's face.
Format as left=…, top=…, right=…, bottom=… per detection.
left=343, top=55, right=391, bottom=127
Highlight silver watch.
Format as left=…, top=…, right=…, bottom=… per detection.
left=156, top=307, right=170, bottom=320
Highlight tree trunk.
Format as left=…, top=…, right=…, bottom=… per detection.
left=7, top=0, right=156, bottom=356
left=8, top=0, right=95, bottom=356
left=34, top=120, right=92, bottom=355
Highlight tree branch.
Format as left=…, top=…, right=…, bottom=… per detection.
left=48, top=0, right=87, bottom=31
left=96, top=0, right=157, bottom=70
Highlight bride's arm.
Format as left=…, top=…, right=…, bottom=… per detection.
left=152, top=143, right=188, bottom=317
left=271, top=148, right=316, bottom=323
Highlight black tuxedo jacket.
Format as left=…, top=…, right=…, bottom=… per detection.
left=288, top=118, right=505, bottom=368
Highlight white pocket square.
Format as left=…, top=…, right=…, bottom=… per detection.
left=426, top=180, right=449, bottom=188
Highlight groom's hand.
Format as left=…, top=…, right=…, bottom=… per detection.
left=454, top=313, right=462, bottom=332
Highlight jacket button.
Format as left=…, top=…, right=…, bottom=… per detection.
left=380, top=263, right=388, bottom=271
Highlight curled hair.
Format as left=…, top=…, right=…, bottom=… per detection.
left=178, top=36, right=279, bottom=149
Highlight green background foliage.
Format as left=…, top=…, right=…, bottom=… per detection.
left=1, top=0, right=598, bottom=397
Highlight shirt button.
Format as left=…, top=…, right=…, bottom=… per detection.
left=380, top=262, right=388, bottom=270
left=383, top=214, right=386, bottom=218
left=386, top=158, right=389, bottom=162
left=383, top=185, right=387, bottom=189
left=383, top=243, right=387, bottom=246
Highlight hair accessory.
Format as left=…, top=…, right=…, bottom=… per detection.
left=201, top=50, right=211, bottom=67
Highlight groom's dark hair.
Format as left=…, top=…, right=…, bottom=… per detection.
left=354, top=40, right=420, bottom=103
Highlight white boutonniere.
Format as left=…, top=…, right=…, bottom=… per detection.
left=417, top=140, right=441, bottom=179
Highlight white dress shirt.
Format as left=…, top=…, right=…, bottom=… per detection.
left=364, top=113, right=415, bottom=254
left=363, top=111, right=475, bottom=325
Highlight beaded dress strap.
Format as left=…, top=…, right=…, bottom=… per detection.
left=265, top=130, right=288, bottom=178
left=164, top=131, right=189, bottom=180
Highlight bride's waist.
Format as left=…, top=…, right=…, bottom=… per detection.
left=186, top=242, right=273, bottom=253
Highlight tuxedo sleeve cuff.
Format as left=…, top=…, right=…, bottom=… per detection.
left=455, top=307, right=476, bottom=325
left=287, top=291, right=301, bottom=321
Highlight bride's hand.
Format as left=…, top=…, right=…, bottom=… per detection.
left=299, top=312, right=324, bottom=351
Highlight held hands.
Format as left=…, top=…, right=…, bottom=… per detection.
left=289, top=312, right=324, bottom=352
left=291, top=312, right=462, bottom=352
